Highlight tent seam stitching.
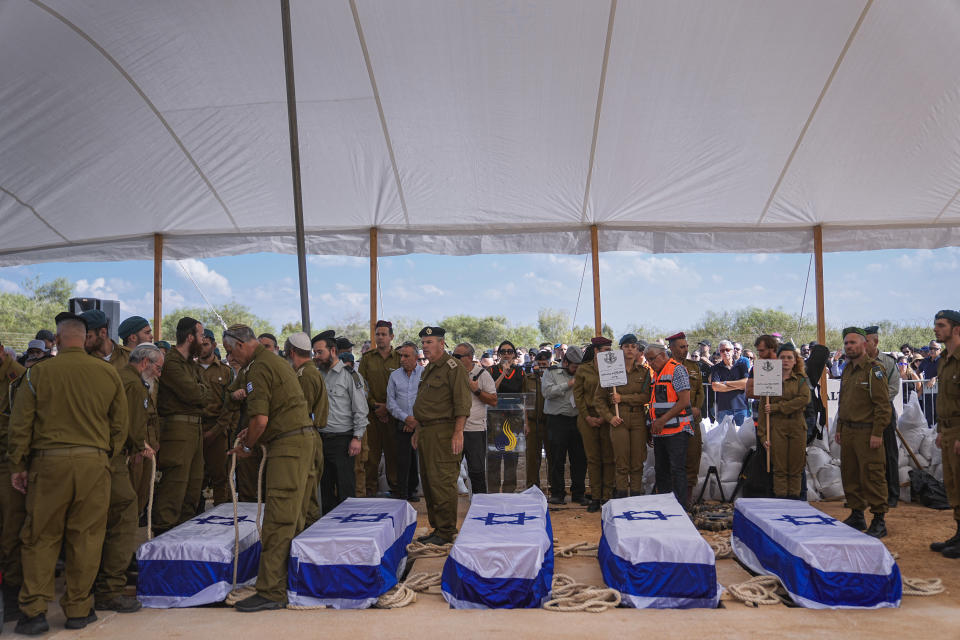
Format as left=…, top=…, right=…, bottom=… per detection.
left=0, top=186, right=70, bottom=243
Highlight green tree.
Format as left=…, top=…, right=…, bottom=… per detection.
left=0, top=277, right=73, bottom=350
left=161, top=302, right=275, bottom=343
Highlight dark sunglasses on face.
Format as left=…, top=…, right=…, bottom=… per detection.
left=453, top=353, right=471, bottom=360
left=719, top=348, right=732, bottom=353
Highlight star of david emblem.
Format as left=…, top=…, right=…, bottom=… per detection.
left=773, top=514, right=838, bottom=526
left=330, top=512, right=395, bottom=525
left=613, top=510, right=682, bottom=521
left=471, top=512, right=539, bottom=526
left=193, top=515, right=251, bottom=526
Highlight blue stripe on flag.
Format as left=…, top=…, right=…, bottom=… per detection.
left=598, top=533, right=717, bottom=602
left=733, top=509, right=902, bottom=608
left=287, top=522, right=416, bottom=599
left=137, top=542, right=260, bottom=598
left=441, top=512, right=553, bottom=609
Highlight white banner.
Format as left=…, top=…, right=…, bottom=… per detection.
left=597, top=350, right=628, bottom=388
left=752, top=359, right=783, bottom=397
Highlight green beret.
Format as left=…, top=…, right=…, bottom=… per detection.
left=935, top=309, right=960, bottom=324
left=155, top=340, right=171, bottom=350
left=202, top=328, right=215, bottom=340
left=418, top=326, right=446, bottom=338
left=619, top=333, right=638, bottom=346
left=118, top=316, right=149, bottom=340
left=80, top=309, right=108, bottom=330
left=842, top=326, right=866, bottom=338
left=777, top=341, right=797, bottom=355
left=863, top=325, right=880, bottom=336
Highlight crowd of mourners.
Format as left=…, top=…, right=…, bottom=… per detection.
left=1, top=308, right=959, bottom=634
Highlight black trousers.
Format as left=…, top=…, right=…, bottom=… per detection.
left=320, top=433, right=355, bottom=515
left=463, top=431, right=487, bottom=493
left=654, top=432, right=690, bottom=507
left=883, top=404, right=899, bottom=501
left=547, top=413, right=586, bottom=500
left=394, top=422, right=420, bottom=498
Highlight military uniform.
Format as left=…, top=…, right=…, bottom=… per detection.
left=413, top=348, right=471, bottom=542
left=129, top=378, right=159, bottom=514
left=358, top=347, right=401, bottom=496
left=864, top=325, right=902, bottom=505
left=937, top=343, right=960, bottom=522
left=200, top=357, right=238, bottom=506
left=682, top=358, right=705, bottom=499
left=595, top=362, right=652, bottom=495
left=105, top=341, right=130, bottom=372
left=8, top=346, right=125, bottom=620
left=573, top=359, right=614, bottom=501
left=94, top=363, right=149, bottom=605
left=295, top=360, right=327, bottom=527
left=242, top=344, right=315, bottom=603
left=522, top=370, right=547, bottom=489
left=154, top=346, right=210, bottom=532
left=226, top=365, right=265, bottom=502
left=756, top=371, right=810, bottom=498
left=838, top=356, right=892, bottom=516
left=0, top=354, right=26, bottom=599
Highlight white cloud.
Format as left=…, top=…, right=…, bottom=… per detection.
left=169, top=259, right=231, bottom=297
left=734, top=254, right=772, bottom=264
left=308, top=255, right=366, bottom=268
left=74, top=277, right=143, bottom=313
left=420, top=284, right=445, bottom=296
left=865, top=263, right=883, bottom=273
left=0, top=278, right=20, bottom=294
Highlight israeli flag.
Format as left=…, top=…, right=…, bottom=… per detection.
left=287, top=498, right=417, bottom=609
left=137, top=502, right=262, bottom=608
left=599, top=494, right=720, bottom=609
left=442, top=486, right=553, bottom=609
left=732, top=498, right=902, bottom=609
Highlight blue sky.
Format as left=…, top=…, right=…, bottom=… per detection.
left=0, top=247, right=955, bottom=335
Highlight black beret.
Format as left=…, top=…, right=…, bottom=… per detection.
left=418, top=326, right=445, bottom=338
left=935, top=309, right=960, bottom=324
left=311, top=330, right=336, bottom=344
left=863, top=326, right=880, bottom=335
left=336, top=336, right=354, bottom=350
left=54, top=311, right=87, bottom=329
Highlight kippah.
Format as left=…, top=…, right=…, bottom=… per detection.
left=177, top=317, right=200, bottom=334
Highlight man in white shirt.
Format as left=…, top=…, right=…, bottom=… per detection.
left=386, top=342, right=424, bottom=501
left=452, top=342, right=497, bottom=494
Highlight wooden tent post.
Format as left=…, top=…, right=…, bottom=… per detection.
left=814, top=225, right=828, bottom=422
left=591, top=224, right=602, bottom=335
left=153, top=233, right=163, bottom=340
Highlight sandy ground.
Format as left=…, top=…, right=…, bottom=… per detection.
left=2, top=497, right=958, bottom=639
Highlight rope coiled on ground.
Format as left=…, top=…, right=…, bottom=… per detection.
left=555, top=541, right=599, bottom=558
left=703, top=532, right=732, bottom=559
left=406, top=541, right=452, bottom=558
left=373, top=572, right=444, bottom=608
left=902, top=577, right=944, bottom=596
left=542, top=573, right=621, bottom=613
left=722, top=575, right=784, bottom=607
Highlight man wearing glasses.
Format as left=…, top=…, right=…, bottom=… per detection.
left=710, top=340, right=750, bottom=426
left=451, top=342, right=496, bottom=495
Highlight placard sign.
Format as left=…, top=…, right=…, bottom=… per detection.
left=752, top=359, right=783, bottom=396
left=597, top=350, right=628, bottom=388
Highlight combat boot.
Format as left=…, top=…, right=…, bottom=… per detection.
left=64, top=609, right=97, bottom=630
left=586, top=500, right=602, bottom=513
left=612, top=489, right=628, bottom=499
left=14, top=612, right=49, bottom=636
left=3, top=583, right=21, bottom=622
left=865, top=514, right=887, bottom=538
left=930, top=521, right=960, bottom=552
left=842, top=510, right=867, bottom=531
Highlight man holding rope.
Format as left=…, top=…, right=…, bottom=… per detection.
left=223, top=324, right=315, bottom=612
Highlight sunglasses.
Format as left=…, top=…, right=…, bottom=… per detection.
left=498, top=349, right=516, bottom=355
left=718, top=348, right=732, bottom=353
left=453, top=353, right=472, bottom=360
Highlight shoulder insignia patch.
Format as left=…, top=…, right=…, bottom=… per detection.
left=7, top=371, right=16, bottom=381
left=447, top=358, right=458, bottom=370
left=246, top=381, right=253, bottom=393
left=872, top=367, right=884, bottom=380
left=144, top=398, right=149, bottom=409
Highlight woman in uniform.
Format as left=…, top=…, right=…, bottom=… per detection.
left=759, top=342, right=811, bottom=499
left=596, top=334, right=652, bottom=498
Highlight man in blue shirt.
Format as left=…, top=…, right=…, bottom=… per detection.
left=918, top=341, right=942, bottom=427
left=386, top=341, right=423, bottom=501
left=710, top=340, right=750, bottom=426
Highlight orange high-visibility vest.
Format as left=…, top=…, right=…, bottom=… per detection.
left=649, top=358, right=692, bottom=436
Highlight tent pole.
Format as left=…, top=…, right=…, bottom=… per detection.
left=590, top=225, right=602, bottom=335
left=281, top=0, right=310, bottom=335
left=370, top=227, right=378, bottom=342
left=153, top=233, right=162, bottom=340
left=814, top=225, right=828, bottom=420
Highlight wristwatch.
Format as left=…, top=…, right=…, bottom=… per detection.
left=473, top=389, right=481, bottom=397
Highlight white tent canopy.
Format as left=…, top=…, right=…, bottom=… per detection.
left=2, top=0, right=960, bottom=266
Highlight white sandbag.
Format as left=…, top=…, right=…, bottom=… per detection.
left=738, top=417, right=757, bottom=449
left=919, top=430, right=937, bottom=462
left=930, top=463, right=944, bottom=482
left=805, top=447, right=831, bottom=472
left=898, top=466, right=911, bottom=488
left=642, top=463, right=657, bottom=495
left=816, top=463, right=841, bottom=488
left=898, top=395, right=926, bottom=433
left=721, top=421, right=748, bottom=465
left=720, top=481, right=738, bottom=502
left=900, top=485, right=912, bottom=503
left=720, top=463, right=740, bottom=484
left=459, top=457, right=469, bottom=494
left=819, top=479, right=845, bottom=500
left=701, top=418, right=727, bottom=469
left=804, top=471, right=821, bottom=502
left=930, top=445, right=942, bottom=468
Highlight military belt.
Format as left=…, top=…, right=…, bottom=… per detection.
left=269, top=426, right=314, bottom=443
left=842, top=421, right=873, bottom=429
left=419, top=418, right=454, bottom=427
left=162, top=414, right=202, bottom=425
left=33, top=446, right=104, bottom=457
left=623, top=405, right=645, bottom=413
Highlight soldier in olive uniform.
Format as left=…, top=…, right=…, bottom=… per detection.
left=153, top=317, right=211, bottom=534
left=94, top=344, right=162, bottom=613
left=756, top=343, right=810, bottom=499
left=596, top=334, right=652, bottom=497
left=285, top=332, right=327, bottom=528
left=523, top=351, right=550, bottom=489
left=931, top=310, right=960, bottom=558
left=0, top=339, right=26, bottom=617
left=667, top=333, right=705, bottom=500
left=864, top=326, right=902, bottom=507
left=574, top=337, right=616, bottom=508
left=836, top=327, right=891, bottom=537
left=412, top=327, right=471, bottom=545
left=9, top=312, right=126, bottom=634
left=223, top=325, right=315, bottom=612
left=117, top=316, right=154, bottom=350
left=358, top=320, right=402, bottom=497
left=198, top=329, right=238, bottom=507
left=81, top=309, right=130, bottom=371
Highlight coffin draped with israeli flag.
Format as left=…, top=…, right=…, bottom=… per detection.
left=732, top=498, right=901, bottom=609
left=137, top=502, right=262, bottom=608
left=442, top=486, right=553, bottom=609
left=599, top=494, right=720, bottom=608
left=286, top=497, right=418, bottom=609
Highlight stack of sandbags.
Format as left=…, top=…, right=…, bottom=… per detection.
left=804, top=415, right=844, bottom=501
left=642, top=443, right=657, bottom=495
